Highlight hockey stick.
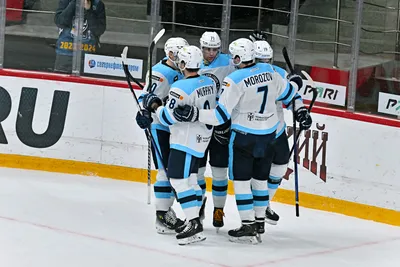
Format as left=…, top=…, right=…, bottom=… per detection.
left=282, top=46, right=300, bottom=216
left=121, top=28, right=166, bottom=205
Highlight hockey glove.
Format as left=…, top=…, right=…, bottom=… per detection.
left=173, top=104, right=199, bottom=123
left=249, top=30, right=266, bottom=42
left=295, top=106, right=312, bottom=131
left=142, top=93, right=162, bottom=113
left=136, top=109, right=153, bottom=129
left=213, top=119, right=231, bottom=145
left=288, top=74, right=303, bottom=90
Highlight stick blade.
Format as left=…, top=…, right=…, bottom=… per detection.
left=154, top=28, right=166, bottom=44
left=121, top=46, right=129, bottom=64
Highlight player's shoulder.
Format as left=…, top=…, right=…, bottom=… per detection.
left=213, top=53, right=232, bottom=67
left=152, top=60, right=181, bottom=84
left=171, top=76, right=208, bottom=95
left=271, top=64, right=288, bottom=78
left=226, top=63, right=272, bottom=84
left=198, top=75, right=215, bottom=87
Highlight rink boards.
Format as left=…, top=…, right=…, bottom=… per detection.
left=0, top=69, right=399, bottom=226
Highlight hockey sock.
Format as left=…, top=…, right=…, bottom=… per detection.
left=268, top=163, right=287, bottom=201
left=234, top=180, right=255, bottom=222
left=251, top=178, right=269, bottom=219
left=211, top=166, right=228, bottom=209
left=153, top=170, right=174, bottom=211
left=170, top=178, right=199, bottom=220
left=189, top=173, right=203, bottom=207
left=197, top=167, right=207, bottom=200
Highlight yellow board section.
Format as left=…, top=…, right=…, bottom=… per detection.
left=1, top=153, right=399, bottom=227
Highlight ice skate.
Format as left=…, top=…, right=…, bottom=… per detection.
left=155, top=208, right=185, bottom=234
left=228, top=223, right=259, bottom=244
left=265, top=206, right=279, bottom=225
left=255, top=218, right=265, bottom=243
left=176, top=218, right=206, bottom=245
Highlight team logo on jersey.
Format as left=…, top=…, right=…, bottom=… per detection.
left=203, top=73, right=220, bottom=91
left=196, top=134, right=202, bottom=143
left=247, top=113, right=255, bottom=121
left=173, top=75, right=179, bottom=82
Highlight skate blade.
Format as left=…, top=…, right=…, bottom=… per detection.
left=177, top=232, right=206, bottom=245
left=265, top=218, right=278, bottom=226
left=155, top=225, right=176, bottom=235
left=229, top=235, right=259, bottom=245
left=256, top=234, right=262, bottom=243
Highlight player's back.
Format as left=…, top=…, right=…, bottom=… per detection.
left=223, top=62, right=293, bottom=135
left=199, top=53, right=236, bottom=94
left=168, top=75, right=217, bottom=158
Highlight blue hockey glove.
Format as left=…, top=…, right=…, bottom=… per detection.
left=142, top=93, right=162, bottom=112
left=136, top=109, right=153, bottom=129
left=173, top=104, right=199, bottom=122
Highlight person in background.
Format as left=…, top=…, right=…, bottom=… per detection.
left=54, top=0, right=106, bottom=73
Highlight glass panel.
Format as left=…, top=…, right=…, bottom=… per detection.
left=81, top=0, right=149, bottom=80
left=4, top=0, right=69, bottom=73
left=354, top=0, right=400, bottom=119
left=161, top=0, right=223, bottom=47
left=229, top=0, right=291, bottom=69
left=295, top=0, right=353, bottom=110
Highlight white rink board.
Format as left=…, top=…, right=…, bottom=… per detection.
left=0, top=76, right=399, bottom=211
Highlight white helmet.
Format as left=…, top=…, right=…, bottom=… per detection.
left=254, top=40, right=273, bottom=60
left=164, top=37, right=189, bottom=59
left=229, top=38, right=255, bottom=65
left=200, top=31, right=221, bottom=48
left=177, top=45, right=203, bottom=70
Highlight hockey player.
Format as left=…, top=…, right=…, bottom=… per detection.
left=173, top=38, right=303, bottom=244
left=253, top=39, right=312, bottom=225
left=197, top=31, right=236, bottom=229
left=141, top=45, right=217, bottom=245
left=135, top=37, right=188, bottom=234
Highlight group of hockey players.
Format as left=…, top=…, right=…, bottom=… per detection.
left=135, top=30, right=312, bottom=245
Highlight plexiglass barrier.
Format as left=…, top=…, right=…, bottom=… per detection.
left=0, top=0, right=399, bottom=118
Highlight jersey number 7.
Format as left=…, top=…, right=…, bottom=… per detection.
left=257, top=85, right=268, bottom=114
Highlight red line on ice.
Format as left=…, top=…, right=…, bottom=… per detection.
left=0, top=215, right=232, bottom=267
left=243, top=236, right=400, bottom=267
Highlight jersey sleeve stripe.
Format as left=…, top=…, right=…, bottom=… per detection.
left=294, top=93, right=302, bottom=100
left=160, top=109, right=174, bottom=126
left=217, top=104, right=230, bottom=121
left=276, top=83, right=294, bottom=101
left=138, top=94, right=144, bottom=103
left=216, top=106, right=228, bottom=124
left=281, top=86, right=296, bottom=106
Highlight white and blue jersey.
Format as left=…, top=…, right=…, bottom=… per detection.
left=198, top=62, right=298, bottom=135
left=273, top=65, right=305, bottom=138
left=155, top=75, right=217, bottom=158
left=139, top=59, right=183, bottom=132
left=199, top=53, right=236, bottom=99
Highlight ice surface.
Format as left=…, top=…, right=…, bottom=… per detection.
left=0, top=167, right=399, bottom=267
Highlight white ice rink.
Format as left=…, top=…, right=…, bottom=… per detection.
left=0, top=167, right=399, bottom=267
